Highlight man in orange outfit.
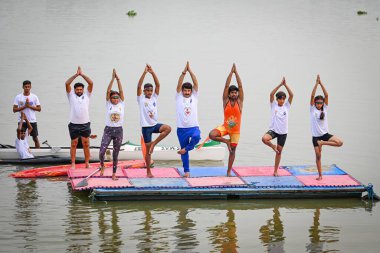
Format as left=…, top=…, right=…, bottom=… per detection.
left=209, top=64, right=244, bottom=176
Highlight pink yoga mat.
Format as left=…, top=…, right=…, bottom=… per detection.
left=68, top=167, right=125, bottom=178
left=296, top=175, right=361, bottom=186
left=186, top=177, right=246, bottom=187
left=71, top=177, right=132, bottom=190
left=233, top=166, right=291, bottom=177
left=123, top=167, right=181, bottom=178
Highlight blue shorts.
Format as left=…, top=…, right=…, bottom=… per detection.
left=142, top=123, right=163, bottom=143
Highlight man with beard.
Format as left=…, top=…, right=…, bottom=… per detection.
left=209, top=64, right=244, bottom=176
left=176, top=61, right=201, bottom=178
left=65, top=66, right=93, bottom=169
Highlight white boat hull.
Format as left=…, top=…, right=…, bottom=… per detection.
left=0, top=144, right=226, bottom=161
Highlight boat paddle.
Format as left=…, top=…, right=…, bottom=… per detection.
left=42, top=140, right=61, bottom=154
left=74, top=167, right=101, bottom=188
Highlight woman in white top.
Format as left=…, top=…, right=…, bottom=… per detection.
left=99, top=69, right=125, bottom=180
left=310, top=75, right=343, bottom=180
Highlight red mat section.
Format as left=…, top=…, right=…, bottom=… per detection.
left=123, top=167, right=181, bottom=178
left=233, top=166, right=291, bottom=177
left=296, top=175, right=361, bottom=186
left=186, top=177, right=246, bottom=187
left=68, top=167, right=125, bottom=178
left=71, top=177, right=132, bottom=190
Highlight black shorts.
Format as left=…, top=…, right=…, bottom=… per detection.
left=142, top=123, right=163, bottom=143
left=68, top=122, right=91, bottom=140
left=266, top=130, right=287, bottom=147
left=312, top=133, right=333, bottom=147
left=21, top=122, right=38, bottom=138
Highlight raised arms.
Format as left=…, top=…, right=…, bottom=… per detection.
left=107, top=69, right=124, bottom=101
left=270, top=78, right=285, bottom=103
left=177, top=62, right=188, bottom=93
left=310, top=75, right=329, bottom=105
left=147, top=65, right=160, bottom=95
left=137, top=65, right=149, bottom=96
left=283, top=78, right=294, bottom=104
left=65, top=66, right=93, bottom=93
left=223, top=65, right=234, bottom=105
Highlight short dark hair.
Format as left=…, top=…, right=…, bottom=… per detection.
left=110, top=90, right=120, bottom=97
left=74, top=82, right=84, bottom=89
left=228, top=85, right=239, bottom=93
left=182, top=82, right=193, bottom=91
left=23, top=80, right=31, bottom=87
left=276, top=91, right=286, bottom=99
left=144, top=83, right=153, bottom=90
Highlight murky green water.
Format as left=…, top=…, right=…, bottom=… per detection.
left=1, top=0, right=380, bottom=252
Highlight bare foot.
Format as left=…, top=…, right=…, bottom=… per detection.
left=317, top=140, right=323, bottom=151
left=273, top=171, right=279, bottom=177
left=146, top=169, right=153, bottom=178
left=149, top=142, right=156, bottom=154
left=177, top=148, right=186, bottom=155
left=99, top=166, right=105, bottom=176
left=183, top=172, right=190, bottom=178
left=226, top=140, right=232, bottom=153
left=85, top=162, right=90, bottom=168
left=112, top=174, right=118, bottom=181
left=71, top=163, right=76, bottom=169
left=227, top=171, right=232, bottom=177
left=271, top=144, right=279, bottom=154
left=316, top=175, right=323, bottom=181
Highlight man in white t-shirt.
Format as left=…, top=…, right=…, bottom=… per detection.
left=65, top=66, right=94, bottom=169
left=176, top=62, right=201, bottom=178
left=15, top=112, right=34, bottom=159
left=261, top=77, right=294, bottom=176
left=13, top=80, right=41, bottom=148
left=137, top=64, right=171, bottom=177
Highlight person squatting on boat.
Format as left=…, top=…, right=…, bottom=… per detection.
left=209, top=64, right=244, bottom=177
left=99, top=69, right=125, bottom=181
left=310, top=75, right=343, bottom=180
left=13, top=80, right=42, bottom=148
left=65, top=66, right=93, bottom=169
left=176, top=62, right=201, bottom=178
left=262, top=77, right=294, bottom=176
left=137, top=64, right=171, bottom=178
left=15, top=112, right=34, bottom=159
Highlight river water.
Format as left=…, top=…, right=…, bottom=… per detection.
left=1, top=0, right=380, bottom=252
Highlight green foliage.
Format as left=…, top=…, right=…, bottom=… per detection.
left=127, top=10, right=137, bottom=17
left=357, top=10, right=367, bottom=15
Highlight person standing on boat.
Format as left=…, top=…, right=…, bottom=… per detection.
left=99, top=69, right=125, bottom=180
left=15, top=112, right=34, bottom=159
left=209, top=64, right=244, bottom=177
left=13, top=80, right=41, bottom=148
left=176, top=61, right=201, bottom=178
left=137, top=64, right=171, bottom=178
left=65, top=66, right=93, bottom=169
left=262, top=77, right=294, bottom=176
left=310, top=75, right=343, bottom=180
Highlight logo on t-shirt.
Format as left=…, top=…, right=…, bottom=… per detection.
left=110, top=113, right=120, bottom=123
left=226, top=116, right=237, bottom=129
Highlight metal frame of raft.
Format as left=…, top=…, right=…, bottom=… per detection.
left=68, top=164, right=370, bottom=201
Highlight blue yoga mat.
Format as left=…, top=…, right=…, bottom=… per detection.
left=242, top=176, right=304, bottom=187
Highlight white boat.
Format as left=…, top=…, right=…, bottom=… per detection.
left=0, top=140, right=226, bottom=163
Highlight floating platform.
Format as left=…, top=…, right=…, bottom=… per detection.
left=68, top=165, right=368, bottom=201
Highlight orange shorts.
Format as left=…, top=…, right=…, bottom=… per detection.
left=215, top=125, right=240, bottom=147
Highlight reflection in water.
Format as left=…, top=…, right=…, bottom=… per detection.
left=131, top=210, right=170, bottom=252
left=207, top=209, right=238, bottom=253
left=14, top=179, right=40, bottom=251
left=98, top=206, right=122, bottom=253
left=259, top=207, right=285, bottom=253
left=306, top=208, right=340, bottom=253
left=173, top=209, right=198, bottom=252
left=65, top=191, right=92, bottom=252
